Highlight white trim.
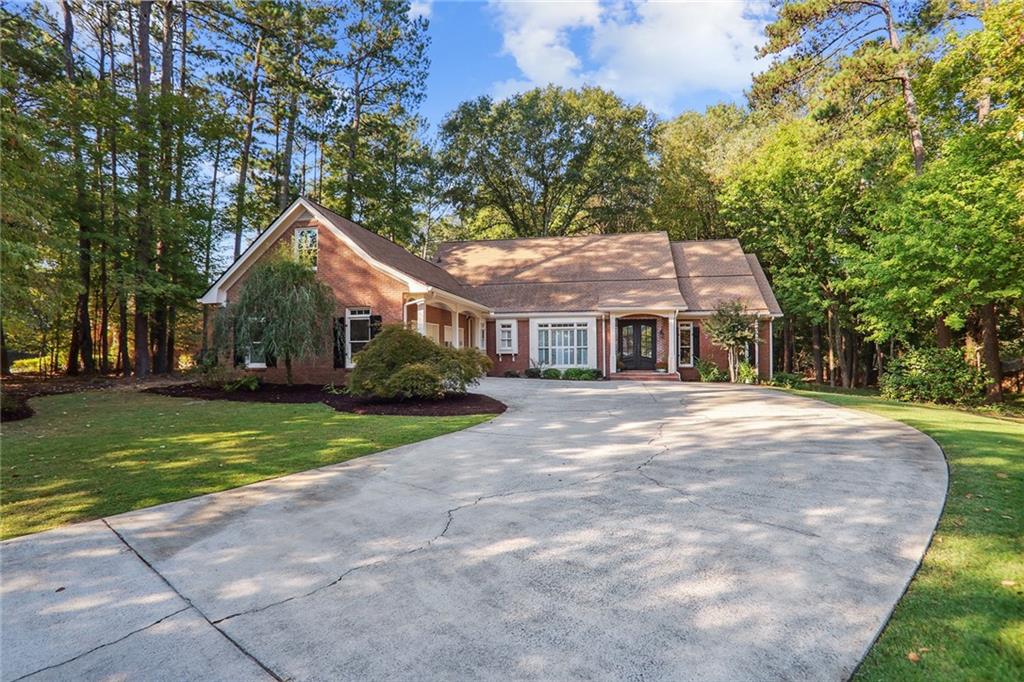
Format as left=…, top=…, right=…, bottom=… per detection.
left=768, top=319, right=774, bottom=380
left=345, top=307, right=372, bottom=367
left=492, top=310, right=603, bottom=319
left=676, top=321, right=695, bottom=368
left=425, top=322, right=440, bottom=344
left=496, top=319, right=518, bottom=354
left=529, top=317, right=597, bottom=370
left=294, top=226, right=318, bottom=270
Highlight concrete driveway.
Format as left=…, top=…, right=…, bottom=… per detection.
left=2, top=379, right=946, bottom=681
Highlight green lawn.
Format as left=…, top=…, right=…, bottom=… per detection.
left=0, top=391, right=491, bottom=540
left=786, top=387, right=1024, bottom=681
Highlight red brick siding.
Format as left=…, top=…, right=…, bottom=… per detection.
left=221, top=219, right=408, bottom=384
left=486, top=319, right=530, bottom=376
left=675, top=318, right=774, bottom=381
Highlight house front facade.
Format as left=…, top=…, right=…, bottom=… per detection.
left=200, top=197, right=782, bottom=383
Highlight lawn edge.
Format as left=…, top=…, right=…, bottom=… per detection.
left=1, top=395, right=500, bottom=543
left=774, top=387, right=953, bottom=681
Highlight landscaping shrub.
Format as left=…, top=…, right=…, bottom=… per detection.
left=696, top=357, right=728, bottom=382
left=541, top=368, right=562, bottom=379
left=348, top=325, right=491, bottom=399
left=880, top=347, right=987, bottom=405
left=223, top=375, right=260, bottom=392
left=736, top=361, right=758, bottom=384
left=562, top=367, right=602, bottom=380
left=524, top=367, right=542, bottom=378
left=769, top=371, right=804, bottom=388
left=383, top=363, right=445, bottom=400
left=322, top=382, right=347, bottom=395
left=503, top=369, right=520, bottom=378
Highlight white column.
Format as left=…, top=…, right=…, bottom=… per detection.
left=668, top=313, right=678, bottom=373
left=416, top=301, right=426, bottom=336
left=452, top=305, right=461, bottom=348
left=610, top=314, right=618, bottom=373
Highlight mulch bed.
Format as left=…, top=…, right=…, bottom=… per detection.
left=145, top=382, right=506, bottom=416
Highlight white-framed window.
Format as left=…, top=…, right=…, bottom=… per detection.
left=426, top=322, right=440, bottom=344
left=497, top=320, right=518, bottom=354
left=346, top=307, right=371, bottom=365
left=295, top=228, right=318, bottom=270
left=245, top=341, right=266, bottom=369
left=536, top=321, right=589, bottom=367
left=677, top=321, right=694, bottom=368
left=443, top=325, right=453, bottom=347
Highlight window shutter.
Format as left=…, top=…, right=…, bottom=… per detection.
left=266, top=350, right=277, bottom=368
left=369, top=314, right=383, bottom=338
left=233, top=341, right=244, bottom=368
left=747, top=340, right=756, bottom=367
left=333, top=317, right=346, bottom=368
left=692, top=325, right=700, bottom=360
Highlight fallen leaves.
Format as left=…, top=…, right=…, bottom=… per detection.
left=907, top=651, right=921, bottom=663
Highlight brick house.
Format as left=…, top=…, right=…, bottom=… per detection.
left=200, top=197, right=782, bottom=383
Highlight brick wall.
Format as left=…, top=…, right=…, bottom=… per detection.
left=486, top=319, right=530, bottom=376
left=220, top=218, right=408, bottom=384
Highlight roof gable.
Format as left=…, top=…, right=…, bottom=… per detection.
left=200, top=197, right=486, bottom=308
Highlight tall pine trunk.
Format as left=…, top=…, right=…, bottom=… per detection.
left=233, top=33, right=264, bottom=259
left=811, top=323, right=824, bottom=383
left=201, top=136, right=223, bottom=356
left=134, top=0, right=154, bottom=378
left=152, top=0, right=175, bottom=374
left=343, top=81, right=362, bottom=219
left=62, top=0, right=95, bottom=374
left=279, top=91, right=298, bottom=211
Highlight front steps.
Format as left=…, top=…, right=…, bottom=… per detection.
left=607, top=371, right=679, bottom=382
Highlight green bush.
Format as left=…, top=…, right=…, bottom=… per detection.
left=503, top=369, right=520, bottom=378
left=322, top=382, right=347, bottom=395
left=223, top=375, right=260, bottom=392
left=541, top=368, right=562, bottom=379
left=562, top=367, right=602, bottom=380
left=770, top=371, right=804, bottom=388
left=348, top=325, right=491, bottom=399
left=736, top=361, right=758, bottom=384
left=696, top=357, right=728, bottom=382
left=880, top=347, right=987, bottom=405
left=524, top=367, right=542, bottom=378
left=384, top=363, right=445, bottom=400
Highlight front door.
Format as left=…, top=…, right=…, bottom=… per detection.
left=618, top=320, right=656, bottom=370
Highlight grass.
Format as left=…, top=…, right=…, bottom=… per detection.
left=786, top=385, right=1023, bottom=681
left=0, top=391, right=492, bottom=540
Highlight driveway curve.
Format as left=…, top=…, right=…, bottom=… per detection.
left=2, top=379, right=947, bottom=681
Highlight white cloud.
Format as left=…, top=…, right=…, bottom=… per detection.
left=488, top=0, right=769, bottom=112
left=409, top=0, right=433, bottom=20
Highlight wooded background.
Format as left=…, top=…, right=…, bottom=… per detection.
left=2, top=0, right=1021, bottom=400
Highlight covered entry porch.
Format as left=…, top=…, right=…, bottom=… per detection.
left=607, top=311, right=680, bottom=380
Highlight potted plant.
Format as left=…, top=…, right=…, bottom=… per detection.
left=655, top=361, right=668, bottom=373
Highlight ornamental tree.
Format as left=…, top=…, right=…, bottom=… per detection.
left=218, top=250, right=335, bottom=384
left=704, top=300, right=758, bottom=383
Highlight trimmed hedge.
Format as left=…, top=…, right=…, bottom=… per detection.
left=541, top=368, right=562, bottom=379
left=524, top=367, right=542, bottom=378
left=562, top=367, right=602, bottom=381
left=880, top=347, right=987, bottom=405
left=503, top=369, right=520, bottom=378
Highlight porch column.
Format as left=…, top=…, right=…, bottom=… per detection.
left=452, top=305, right=461, bottom=348
left=668, top=313, right=678, bottom=373
left=610, top=313, right=618, bottom=373
left=416, top=301, right=426, bottom=336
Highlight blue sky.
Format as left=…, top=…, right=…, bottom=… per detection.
left=415, top=0, right=773, bottom=131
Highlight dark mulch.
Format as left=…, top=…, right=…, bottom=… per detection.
left=1, top=395, right=34, bottom=422
left=145, top=382, right=506, bottom=416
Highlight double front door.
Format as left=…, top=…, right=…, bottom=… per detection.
left=618, top=320, right=656, bottom=370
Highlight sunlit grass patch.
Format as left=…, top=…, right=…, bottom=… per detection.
left=1, top=391, right=491, bottom=539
